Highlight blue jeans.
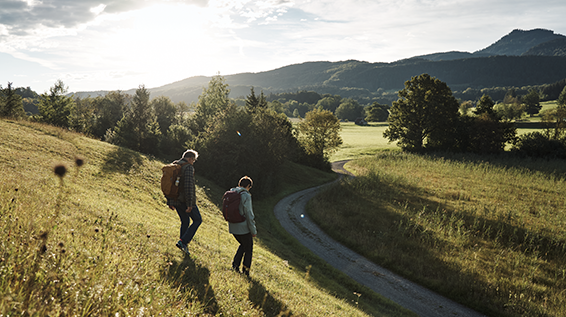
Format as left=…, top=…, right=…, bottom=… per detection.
left=175, top=204, right=202, bottom=245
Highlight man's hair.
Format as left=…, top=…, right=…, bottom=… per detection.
left=182, top=149, right=199, bottom=160
left=238, top=176, right=253, bottom=188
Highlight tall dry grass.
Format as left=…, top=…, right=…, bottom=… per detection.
left=309, top=151, right=566, bottom=316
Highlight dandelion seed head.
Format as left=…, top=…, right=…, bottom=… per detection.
left=54, top=164, right=67, bottom=177
left=75, top=157, right=84, bottom=167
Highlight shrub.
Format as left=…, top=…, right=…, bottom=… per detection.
left=511, top=131, right=566, bottom=158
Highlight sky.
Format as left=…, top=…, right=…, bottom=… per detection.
left=1, top=0, right=565, bottom=94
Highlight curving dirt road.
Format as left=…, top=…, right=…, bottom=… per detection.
left=273, top=161, right=485, bottom=317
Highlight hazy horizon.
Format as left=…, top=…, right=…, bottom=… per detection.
left=1, top=0, right=565, bottom=93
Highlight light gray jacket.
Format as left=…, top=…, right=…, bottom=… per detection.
left=228, top=187, right=257, bottom=236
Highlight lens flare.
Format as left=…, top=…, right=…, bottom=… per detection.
left=237, top=131, right=241, bottom=136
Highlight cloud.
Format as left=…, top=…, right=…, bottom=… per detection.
left=0, top=0, right=209, bottom=37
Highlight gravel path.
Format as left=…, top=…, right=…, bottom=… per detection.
left=273, top=161, right=485, bottom=317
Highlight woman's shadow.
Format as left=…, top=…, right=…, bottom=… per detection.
left=248, top=277, right=292, bottom=317
left=163, top=256, right=219, bottom=315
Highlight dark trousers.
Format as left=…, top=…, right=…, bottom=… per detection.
left=175, top=204, right=202, bottom=244
left=232, top=233, right=253, bottom=272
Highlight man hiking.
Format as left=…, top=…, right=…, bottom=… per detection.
left=167, top=149, right=202, bottom=256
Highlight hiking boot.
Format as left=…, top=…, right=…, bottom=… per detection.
left=242, top=267, right=250, bottom=277
left=176, top=240, right=190, bottom=256
left=231, top=266, right=240, bottom=273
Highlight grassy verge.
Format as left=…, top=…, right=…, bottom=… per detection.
left=308, top=151, right=566, bottom=316
left=0, top=119, right=412, bottom=316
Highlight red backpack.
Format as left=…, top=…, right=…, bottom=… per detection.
left=222, top=190, right=246, bottom=223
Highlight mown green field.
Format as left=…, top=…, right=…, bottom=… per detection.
left=332, top=112, right=553, bottom=160
left=312, top=118, right=566, bottom=317
left=331, top=123, right=398, bottom=161
left=0, top=119, right=412, bottom=317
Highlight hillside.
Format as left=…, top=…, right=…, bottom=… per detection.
left=475, top=28, right=566, bottom=56
left=0, top=119, right=411, bottom=316
left=70, top=28, right=566, bottom=105
left=523, top=38, right=566, bottom=56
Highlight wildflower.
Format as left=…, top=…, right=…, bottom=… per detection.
left=54, top=164, right=67, bottom=177
left=75, top=157, right=84, bottom=167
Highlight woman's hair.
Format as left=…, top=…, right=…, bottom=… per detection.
left=238, top=176, right=253, bottom=188
left=182, top=149, right=199, bottom=160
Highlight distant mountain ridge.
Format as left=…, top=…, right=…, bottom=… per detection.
left=475, top=28, right=565, bottom=56
left=413, top=28, right=566, bottom=61
left=72, top=29, right=566, bottom=104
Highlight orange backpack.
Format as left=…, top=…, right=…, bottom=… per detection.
left=161, top=162, right=189, bottom=199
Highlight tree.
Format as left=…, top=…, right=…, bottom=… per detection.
left=459, top=100, right=473, bottom=116
left=474, top=94, right=496, bottom=118
left=315, top=95, right=342, bottom=113
left=92, top=91, right=130, bottom=138
left=0, top=82, right=25, bottom=118
left=245, top=87, right=267, bottom=114
left=494, top=102, right=525, bottom=121
left=38, top=80, right=75, bottom=127
left=523, top=89, right=542, bottom=116
left=151, top=96, right=178, bottom=135
left=111, top=85, right=162, bottom=155
left=292, top=108, right=300, bottom=118
left=365, top=102, right=389, bottom=122
left=558, top=86, right=566, bottom=106
left=69, top=96, right=96, bottom=134
left=496, top=88, right=524, bottom=120
left=268, top=100, right=285, bottom=113
left=192, top=103, right=299, bottom=198
left=383, top=74, right=460, bottom=152
left=297, top=108, right=342, bottom=162
left=541, top=105, right=566, bottom=140
left=192, top=74, right=231, bottom=133
left=335, top=99, right=363, bottom=121
left=463, top=113, right=516, bottom=154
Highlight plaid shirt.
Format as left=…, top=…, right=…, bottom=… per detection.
left=166, top=159, right=196, bottom=207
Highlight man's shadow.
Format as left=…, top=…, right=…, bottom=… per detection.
left=163, top=256, right=219, bottom=315
left=248, top=277, right=292, bottom=317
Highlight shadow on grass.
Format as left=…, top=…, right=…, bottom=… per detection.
left=101, top=147, right=144, bottom=174
left=248, top=278, right=293, bottom=317
left=163, top=255, right=220, bottom=315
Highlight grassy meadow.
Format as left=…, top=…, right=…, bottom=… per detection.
left=0, top=119, right=414, bottom=316
left=331, top=122, right=399, bottom=162
left=312, top=124, right=566, bottom=316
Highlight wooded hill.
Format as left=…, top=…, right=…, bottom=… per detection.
left=73, top=29, right=566, bottom=105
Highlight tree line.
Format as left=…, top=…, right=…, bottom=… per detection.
left=384, top=74, right=566, bottom=158
left=0, top=77, right=342, bottom=198
left=3, top=71, right=566, bottom=175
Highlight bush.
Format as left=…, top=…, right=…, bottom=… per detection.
left=511, top=132, right=566, bottom=158
left=191, top=105, right=300, bottom=198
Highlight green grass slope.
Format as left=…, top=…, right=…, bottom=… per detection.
left=0, top=119, right=412, bottom=316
